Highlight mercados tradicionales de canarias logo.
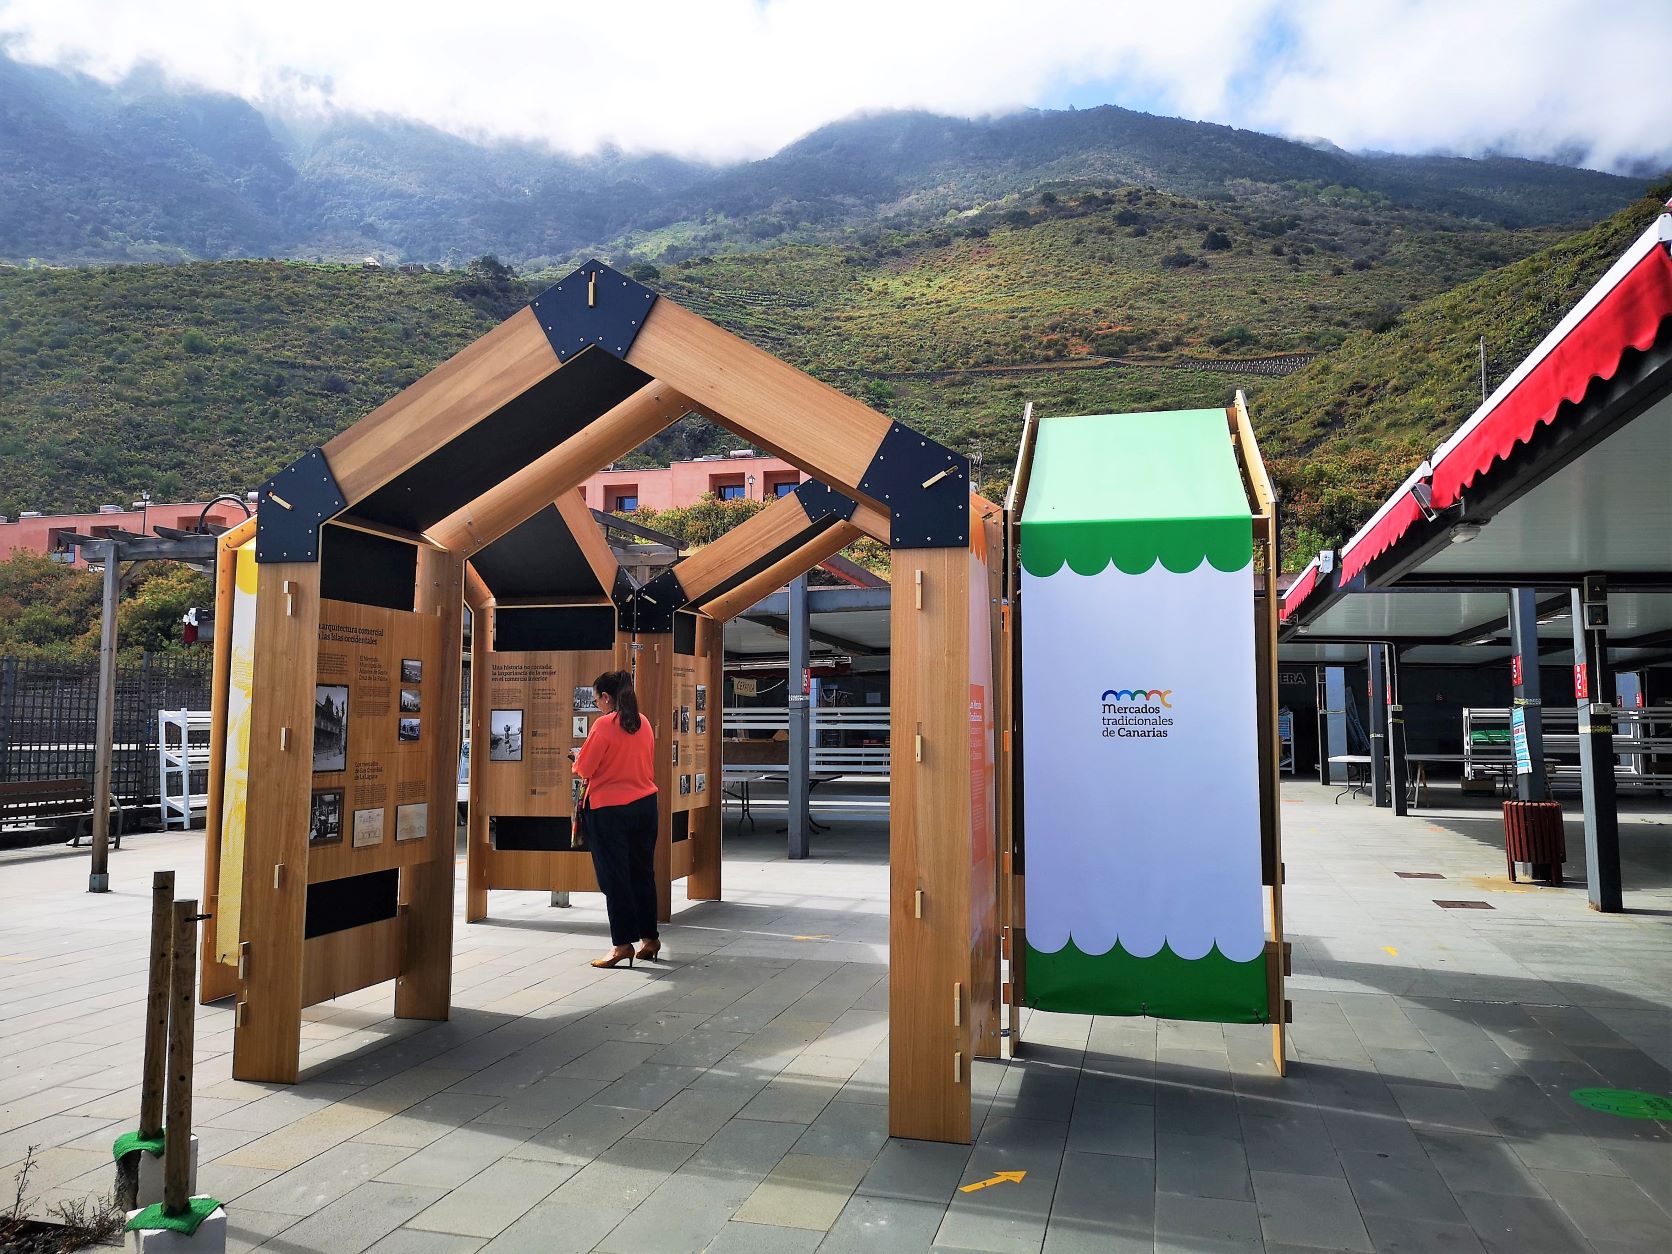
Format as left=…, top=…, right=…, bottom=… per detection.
left=1098, top=687, right=1175, bottom=739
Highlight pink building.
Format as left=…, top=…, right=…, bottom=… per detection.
left=578, top=452, right=806, bottom=513
left=0, top=500, right=254, bottom=568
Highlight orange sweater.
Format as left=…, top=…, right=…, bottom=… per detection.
left=573, top=711, right=657, bottom=808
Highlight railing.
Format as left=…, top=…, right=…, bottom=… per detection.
left=0, top=654, right=212, bottom=818
left=723, top=705, right=891, bottom=775
left=1462, top=705, right=1672, bottom=791
left=158, top=709, right=213, bottom=830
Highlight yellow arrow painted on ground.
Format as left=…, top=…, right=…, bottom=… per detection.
left=959, top=1170, right=1027, bottom=1193
left=1382, top=946, right=1399, bottom=957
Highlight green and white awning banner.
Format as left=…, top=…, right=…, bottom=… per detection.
left=1020, top=410, right=1268, bottom=1023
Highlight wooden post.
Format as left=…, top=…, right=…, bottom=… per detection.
left=688, top=615, right=723, bottom=901
left=165, top=899, right=198, bottom=1216
left=141, top=871, right=175, bottom=1138
left=889, top=547, right=975, bottom=1144
left=89, top=542, right=120, bottom=893
left=633, top=632, right=676, bottom=922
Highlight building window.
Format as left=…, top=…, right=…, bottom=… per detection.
left=772, top=480, right=797, bottom=497
left=613, top=494, right=638, bottom=512
left=716, top=483, right=746, bottom=501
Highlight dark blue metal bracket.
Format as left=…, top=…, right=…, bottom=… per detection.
left=857, top=424, right=969, bottom=548
left=530, top=261, right=659, bottom=364
left=255, top=448, right=347, bottom=563
left=620, top=567, right=684, bottom=635
left=793, top=479, right=859, bottom=526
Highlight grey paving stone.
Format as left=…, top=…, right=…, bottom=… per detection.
left=1251, top=1169, right=1372, bottom=1251
left=628, top=1083, right=755, bottom=1144
left=375, top=1124, right=530, bottom=1190
left=506, top=1101, right=651, bottom=1165
left=1340, top=1147, right=1465, bottom=1221
left=546, top=1135, right=696, bottom=1211
left=935, top=1128, right=1063, bottom=1254
left=364, top=1232, right=485, bottom=1254
left=1362, top=1212, right=1487, bottom=1252
left=476, top=1197, right=629, bottom=1254
left=1065, top=1098, right=1154, bottom=1159
left=592, top=1062, right=704, bottom=1111
left=593, top=1168, right=757, bottom=1253
left=818, top=1194, right=948, bottom=1253
left=685, top=1116, right=806, bottom=1181
left=1534, top=1168, right=1671, bottom=1249
left=1043, top=1150, right=1153, bottom=1254
left=1154, top=1085, right=1241, bottom=1140
left=263, top=1179, right=444, bottom=1252
left=700, top=1220, right=823, bottom=1252
left=1155, top=1132, right=1252, bottom=1202
left=1154, top=1191, right=1261, bottom=1252
left=856, top=1137, right=973, bottom=1204
left=237, top=1138, right=414, bottom=1217
left=733, top=1152, right=867, bottom=1230
left=1604, top=1140, right=1672, bottom=1213
left=1237, top=1111, right=1344, bottom=1178
left=790, top=1097, right=889, bottom=1160
left=1323, top=1105, right=1427, bottom=1159
left=407, top=1157, right=575, bottom=1238
left=1418, top=1130, right=1548, bottom=1198
left=224, top=1207, right=297, bottom=1254
left=737, top=1074, right=840, bottom=1124
left=1453, top=1189, right=1592, bottom=1253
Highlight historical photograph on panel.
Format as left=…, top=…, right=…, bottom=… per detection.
left=401, top=658, right=422, bottom=683
left=671, top=741, right=679, bottom=765
left=400, top=688, right=421, bottom=713
left=694, top=715, right=706, bottom=735
left=308, top=789, right=344, bottom=845
left=398, top=716, right=422, bottom=743
left=679, top=773, right=692, bottom=796
left=313, top=684, right=349, bottom=772
left=490, top=709, right=524, bottom=761
left=396, top=801, right=429, bottom=842
left=680, top=705, right=690, bottom=734
left=695, top=772, right=707, bottom=793
left=573, top=685, right=598, bottom=712
left=695, top=684, right=707, bottom=712
left=572, top=715, right=589, bottom=738
left=352, top=807, right=385, bottom=848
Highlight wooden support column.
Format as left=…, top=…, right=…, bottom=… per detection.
left=971, top=504, right=1004, bottom=1061
left=200, top=518, right=256, bottom=1003
left=397, top=546, right=464, bottom=1020
left=464, top=571, right=493, bottom=923
left=633, top=631, right=676, bottom=922
left=889, top=547, right=975, bottom=1144
left=688, top=614, right=724, bottom=901
left=232, top=561, right=319, bottom=1084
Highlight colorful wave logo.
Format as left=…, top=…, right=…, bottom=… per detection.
left=1101, top=688, right=1174, bottom=708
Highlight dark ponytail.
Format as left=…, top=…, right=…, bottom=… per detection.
left=593, top=670, right=642, bottom=734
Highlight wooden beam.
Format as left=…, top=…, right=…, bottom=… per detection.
left=553, top=490, right=626, bottom=596
left=700, top=522, right=863, bottom=624
left=429, top=379, right=693, bottom=553
left=324, top=307, right=559, bottom=506
left=889, top=546, right=974, bottom=1143
left=627, top=301, right=894, bottom=498
left=676, top=490, right=817, bottom=603
left=232, top=561, right=319, bottom=1083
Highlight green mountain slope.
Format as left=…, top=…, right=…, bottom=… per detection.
left=1252, top=180, right=1672, bottom=557
left=2, top=182, right=1664, bottom=563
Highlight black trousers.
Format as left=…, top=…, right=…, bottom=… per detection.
left=586, top=792, right=659, bottom=947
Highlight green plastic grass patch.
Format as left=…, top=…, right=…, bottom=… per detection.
left=125, top=1196, right=224, bottom=1236
left=1570, top=1088, right=1672, bottom=1120
left=111, top=1130, right=165, bottom=1161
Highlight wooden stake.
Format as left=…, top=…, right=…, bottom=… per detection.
left=140, top=871, right=174, bottom=1140
left=164, top=900, right=198, bottom=1216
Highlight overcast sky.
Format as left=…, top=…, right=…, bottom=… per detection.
left=1, top=0, right=1665, bottom=173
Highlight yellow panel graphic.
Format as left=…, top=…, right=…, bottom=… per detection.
left=215, top=542, right=257, bottom=963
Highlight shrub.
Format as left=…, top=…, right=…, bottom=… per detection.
left=1160, top=249, right=1198, bottom=269
left=1202, top=231, right=1233, bottom=251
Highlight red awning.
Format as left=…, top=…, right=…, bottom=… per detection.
left=1279, top=563, right=1318, bottom=622
left=1336, top=241, right=1672, bottom=587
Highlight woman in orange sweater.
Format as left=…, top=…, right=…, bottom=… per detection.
left=568, top=670, right=660, bottom=968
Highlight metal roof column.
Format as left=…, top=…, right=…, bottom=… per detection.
left=1508, top=588, right=1550, bottom=805
left=1389, top=647, right=1410, bottom=817
left=1368, top=646, right=1389, bottom=807
left=786, top=574, right=811, bottom=860
left=1571, top=577, right=1622, bottom=912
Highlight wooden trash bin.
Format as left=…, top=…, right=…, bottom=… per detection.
left=1503, top=799, right=1565, bottom=886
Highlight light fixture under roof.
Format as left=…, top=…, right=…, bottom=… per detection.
left=1448, top=522, right=1482, bottom=544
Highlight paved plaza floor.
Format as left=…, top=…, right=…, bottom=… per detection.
left=2, top=782, right=1669, bottom=1252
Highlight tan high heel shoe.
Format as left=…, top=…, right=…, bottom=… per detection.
left=591, top=945, right=635, bottom=969
left=635, top=940, right=662, bottom=962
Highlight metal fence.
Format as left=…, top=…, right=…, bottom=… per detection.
left=0, top=653, right=212, bottom=821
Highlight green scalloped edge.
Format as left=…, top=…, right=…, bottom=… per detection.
left=1019, top=517, right=1252, bottom=578
left=1024, top=938, right=1270, bottom=1023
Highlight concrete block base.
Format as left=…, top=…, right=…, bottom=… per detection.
left=123, top=1200, right=226, bottom=1253
left=137, top=1135, right=199, bottom=1209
